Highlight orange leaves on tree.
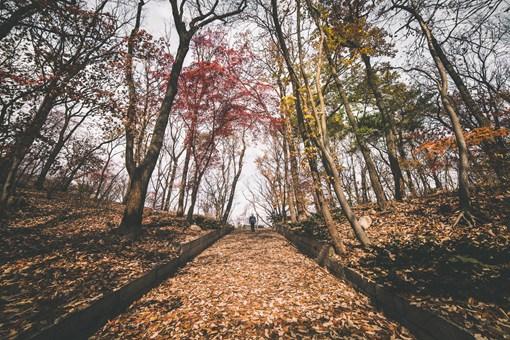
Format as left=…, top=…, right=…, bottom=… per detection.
left=416, top=127, right=509, bottom=160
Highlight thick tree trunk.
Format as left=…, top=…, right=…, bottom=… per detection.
left=120, top=28, right=192, bottom=233
left=119, top=169, right=150, bottom=235
left=186, top=171, right=201, bottom=222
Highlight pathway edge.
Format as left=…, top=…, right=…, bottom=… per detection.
left=275, top=225, right=474, bottom=340
left=24, top=226, right=233, bottom=340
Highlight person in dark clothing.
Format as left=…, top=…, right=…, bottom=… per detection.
left=249, top=214, right=257, bottom=232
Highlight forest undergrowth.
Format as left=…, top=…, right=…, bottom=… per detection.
left=0, top=189, right=218, bottom=339
left=285, top=186, right=510, bottom=338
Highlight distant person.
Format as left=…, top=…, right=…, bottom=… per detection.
left=249, top=214, right=257, bottom=232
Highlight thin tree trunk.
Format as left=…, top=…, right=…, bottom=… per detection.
left=222, top=137, right=246, bottom=223
left=361, top=54, right=405, bottom=201
left=0, top=92, right=57, bottom=212
left=322, top=44, right=387, bottom=209
left=361, top=166, right=369, bottom=203
left=397, top=132, right=417, bottom=197
left=398, top=3, right=508, bottom=185
left=94, top=148, right=114, bottom=199
left=339, top=86, right=387, bottom=205
left=414, top=13, right=473, bottom=215
left=176, top=143, right=192, bottom=216
left=186, top=169, right=201, bottom=222
left=282, top=133, right=297, bottom=222
left=432, top=171, right=443, bottom=191
left=164, top=160, right=178, bottom=211
left=277, top=74, right=307, bottom=221
left=351, top=155, right=360, bottom=204
left=271, top=0, right=346, bottom=253
left=295, top=2, right=371, bottom=247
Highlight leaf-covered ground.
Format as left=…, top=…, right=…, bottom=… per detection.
left=287, top=187, right=510, bottom=339
left=0, top=190, right=211, bottom=339
left=94, top=230, right=412, bottom=339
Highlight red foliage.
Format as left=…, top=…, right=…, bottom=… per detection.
left=175, top=29, right=268, bottom=149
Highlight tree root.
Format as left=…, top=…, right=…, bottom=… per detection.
left=452, top=208, right=487, bottom=228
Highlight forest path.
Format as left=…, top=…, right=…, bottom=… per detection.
left=93, top=230, right=412, bottom=339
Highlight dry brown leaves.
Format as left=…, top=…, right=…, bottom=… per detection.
left=290, top=188, right=510, bottom=339
left=94, top=231, right=412, bottom=339
left=0, top=190, right=207, bottom=339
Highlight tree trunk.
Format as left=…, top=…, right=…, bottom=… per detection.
left=94, top=165, right=108, bottom=199
left=282, top=133, right=297, bottom=222
left=163, top=160, right=178, bottom=211
left=36, top=109, right=87, bottom=189
left=323, top=48, right=387, bottom=209
left=35, top=138, right=65, bottom=189
left=361, top=166, right=369, bottom=203
left=295, top=2, right=370, bottom=247
left=176, top=143, right=192, bottom=216
left=432, top=171, right=443, bottom=191
left=271, top=0, right=346, bottom=253
left=441, top=94, right=472, bottom=213
left=119, top=168, right=150, bottom=235
left=397, top=132, right=417, bottom=197
left=222, top=138, right=246, bottom=223
left=338, top=85, right=387, bottom=207
left=186, top=170, right=201, bottom=222
left=0, top=92, right=57, bottom=212
left=318, top=144, right=371, bottom=246
left=119, top=1, right=192, bottom=233
left=351, top=155, right=360, bottom=204
left=413, top=15, right=473, bottom=214
left=361, top=54, right=405, bottom=201
left=399, top=3, right=508, bottom=185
